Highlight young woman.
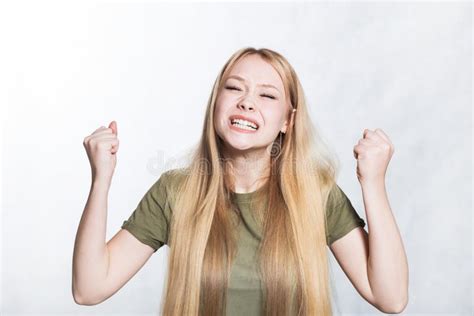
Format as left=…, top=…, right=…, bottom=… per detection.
left=74, top=47, right=408, bottom=316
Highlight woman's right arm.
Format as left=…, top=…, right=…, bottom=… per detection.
left=72, top=177, right=156, bottom=305
left=72, top=177, right=112, bottom=305
left=72, top=121, right=155, bottom=305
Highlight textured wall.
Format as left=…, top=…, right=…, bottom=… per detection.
left=1, top=1, right=471, bottom=315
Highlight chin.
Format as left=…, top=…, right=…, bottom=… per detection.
left=227, top=139, right=254, bottom=151
left=220, top=135, right=255, bottom=152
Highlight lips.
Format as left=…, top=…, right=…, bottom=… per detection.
left=228, top=114, right=260, bottom=130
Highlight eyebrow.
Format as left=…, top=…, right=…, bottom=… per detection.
left=226, top=75, right=281, bottom=93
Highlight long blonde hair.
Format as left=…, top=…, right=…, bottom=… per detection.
left=161, top=47, right=340, bottom=316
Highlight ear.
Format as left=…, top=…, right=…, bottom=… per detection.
left=281, top=119, right=289, bottom=134
left=281, top=106, right=294, bottom=134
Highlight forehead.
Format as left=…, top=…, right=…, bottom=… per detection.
left=225, top=55, right=284, bottom=91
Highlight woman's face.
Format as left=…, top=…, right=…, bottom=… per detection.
left=214, top=54, right=291, bottom=154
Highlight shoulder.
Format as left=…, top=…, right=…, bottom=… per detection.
left=161, top=167, right=188, bottom=184
left=156, top=167, right=189, bottom=196
left=327, top=183, right=346, bottom=207
left=324, top=182, right=354, bottom=221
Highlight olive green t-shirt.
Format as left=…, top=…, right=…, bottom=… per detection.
left=121, top=168, right=366, bottom=315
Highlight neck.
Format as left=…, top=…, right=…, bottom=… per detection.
left=221, top=143, right=272, bottom=194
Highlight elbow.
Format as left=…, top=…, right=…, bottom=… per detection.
left=73, top=293, right=103, bottom=306
left=72, top=292, right=87, bottom=305
left=72, top=279, right=107, bottom=306
left=378, top=296, right=408, bottom=314
left=73, top=291, right=92, bottom=306
left=72, top=282, right=87, bottom=305
left=72, top=282, right=84, bottom=305
left=72, top=288, right=103, bottom=306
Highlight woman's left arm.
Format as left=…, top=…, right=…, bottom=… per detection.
left=360, top=178, right=409, bottom=312
left=354, top=128, right=409, bottom=311
left=330, top=128, right=408, bottom=314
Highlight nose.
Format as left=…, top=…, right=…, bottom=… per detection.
left=237, top=100, right=255, bottom=112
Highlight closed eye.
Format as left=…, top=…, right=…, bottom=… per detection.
left=225, top=86, right=276, bottom=100
left=261, top=93, right=276, bottom=100
left=225, top=86, right=241, bottom=91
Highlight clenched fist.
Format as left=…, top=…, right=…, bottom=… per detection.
left=353, top=128, right=394, bottom=184
left=83, top=121, right=119, bottom=182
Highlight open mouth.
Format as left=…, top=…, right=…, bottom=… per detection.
left=229, top=116, right=259, bottom=131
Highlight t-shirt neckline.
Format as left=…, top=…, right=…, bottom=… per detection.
left=230, top=184, right=266, bottom=203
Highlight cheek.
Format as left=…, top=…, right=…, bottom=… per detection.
left=263, top=109, right=285, bottom=127
left=213, top=102, right=228, bottom=130
left=215, top=95, right=235, bottom=116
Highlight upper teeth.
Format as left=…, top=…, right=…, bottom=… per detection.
left=231, top=119, right=258, bottom=129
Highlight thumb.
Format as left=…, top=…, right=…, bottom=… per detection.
left=108, top=120, right=118, bottom=136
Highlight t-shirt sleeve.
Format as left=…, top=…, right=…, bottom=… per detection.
left=121, top=171, right=174, bottom=253
left=325, top=184, right=366, bottom=246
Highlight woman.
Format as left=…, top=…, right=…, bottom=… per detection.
left=74, top=47, right=408, bottom=316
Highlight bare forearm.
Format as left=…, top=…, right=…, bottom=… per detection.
left=362, top=180, right=408, bottom=312
left=72, top=178, right=111, bottom=304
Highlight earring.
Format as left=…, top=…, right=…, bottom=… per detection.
left=279, top=131, right=283, bottom=144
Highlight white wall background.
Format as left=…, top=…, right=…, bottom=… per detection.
left=1, top=1, right=471, bottom=315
